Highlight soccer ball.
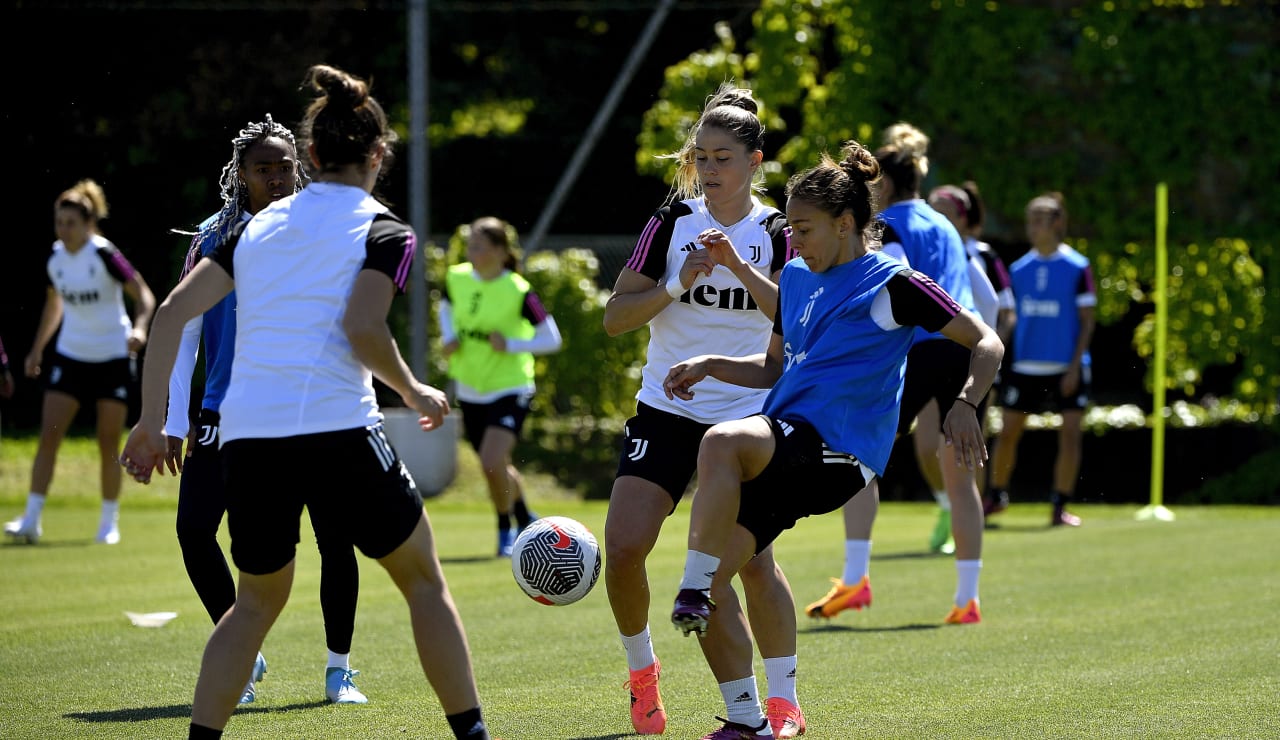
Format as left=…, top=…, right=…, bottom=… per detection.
left=510, top=516, right=601, bottom=606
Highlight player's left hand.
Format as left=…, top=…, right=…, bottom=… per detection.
left=488, top=333, right=508, bottom=352
left=697, top=228, right=744, bottom=271
left=942, top=401, right=987, bottom=471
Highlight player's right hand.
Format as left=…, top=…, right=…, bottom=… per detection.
left=121, top=423, right=168, bottom=484
left=402, top=382, right=451, bottom=432
left=664, top=356, right=712, bottom=401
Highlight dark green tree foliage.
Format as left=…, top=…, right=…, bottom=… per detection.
left=637, top=0, right=1280, bottom=412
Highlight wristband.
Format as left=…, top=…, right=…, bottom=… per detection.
left=955, top=396, right=980, bottom=412
left=665, top=278, right=685, bottom=300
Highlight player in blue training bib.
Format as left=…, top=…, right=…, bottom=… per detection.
left=661, top=140, right=1003, bottom=738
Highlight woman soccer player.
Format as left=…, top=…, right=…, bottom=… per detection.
left=602, top=83, right=805, bottom=737
left=121, top=64, right=493, bottom=740
left=664, top=140, right=1002, bottom=739
left=163, top=115, right=368, bottom=705
left=441, top=216, right=561, bottom=557
left=7, top=179, right=155, bottom=545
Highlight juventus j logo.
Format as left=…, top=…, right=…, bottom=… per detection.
left=750, top=244, right=761, bottom=263
left=197, top=425, right=218, bottom=446
left=627, top=438, right=649, bottom=461
left=799, top=286, right=824, bottom=326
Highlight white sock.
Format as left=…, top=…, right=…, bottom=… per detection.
left=327, top=651, right=350, bottom=670
left=24, top=492, right=46, bottom=524
left=718, top=675, right=766, bottom=728
left=955, top=559, right=982, bottom=606
left=933, top=489, right=951, bottom=511
left=762, top=655, right=798, bottom=705
left=842, top=539, right=871, bottom=584
left=680, top=550, right=720, bottom=592
left=100, top=499, right=120, bottom=527
left=620, top=627, right=657, bottom=672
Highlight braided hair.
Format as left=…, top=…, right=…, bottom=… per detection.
left=175, top=114, right=307, bottom=241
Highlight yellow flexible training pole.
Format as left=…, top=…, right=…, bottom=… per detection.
left=1138, top=183, right=1175, bottom=521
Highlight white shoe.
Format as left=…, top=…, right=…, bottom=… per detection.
left=239, top=653, right=267, bottom=705
left=325, top=667, right=368, bottom=704
left=95, top=521, right=120, bottom=545
left=4, top=517, right=41, bottom=545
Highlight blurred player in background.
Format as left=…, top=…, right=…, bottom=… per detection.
left=441, top=216, right=561, bottom=557
left=988, top=192, right=1095, bottom=527
left=6, top=179, right=155, bottom=546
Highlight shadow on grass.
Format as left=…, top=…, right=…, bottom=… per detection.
left=3, top=538, right=97, bottom=549
left=983, top=522, right=1062, bottom=533
left=65, top=700, right=329, bottom=723
left=440, top=555, right=503, bottom=564
left=801, top=622, right=940, bottom=634
left=567, top=735, right=634, bottom=740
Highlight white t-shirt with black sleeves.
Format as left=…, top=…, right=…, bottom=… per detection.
left=208, top=182, right=417, bottom=444
left=624, top=196, right=792, bottom=424
left=45, top=234, right=138, bottom=362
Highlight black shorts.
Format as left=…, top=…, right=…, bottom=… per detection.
left=615, top=402, right=715, bottom=508
left=999, top=367, right=1091, bottom=413
left=44, top=352, right=134, bottom=406
left=738, top=416, right=871, bottom=554
left=459, top=392, right=532, bottom=452
left=897, top=339, right=972, bottom=436
left=221, top=424, right=424, bottom=575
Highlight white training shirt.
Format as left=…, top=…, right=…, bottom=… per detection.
left=207, top=182, right=417, bottom=443
left=623, top=196, right=792, bottom=424
left=45, top=234, right=137, bottom=362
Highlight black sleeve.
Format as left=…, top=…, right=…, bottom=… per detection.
left=95, top=242, right=135, bottom=284
left=207, top=219, right=249, bottom=279
left=974, top=244, right=1012, bottom=293
left=886, top=270, right=962, bottom=333
left=521, top=290, right=551, bottom=326
left=623, top=202, right=691, bottom=282
left=362, top=212, right=417, bottom=295
left=773, top=286, right=785, bottom=338
left=1076, top=264, right=1096, bottom=299
left=764, top=212, right=793, bottom=274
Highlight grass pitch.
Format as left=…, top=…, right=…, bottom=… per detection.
left=0, top=435, right=1276, bottom=738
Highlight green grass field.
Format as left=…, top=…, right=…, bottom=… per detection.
left=1, top=435, right=1277, bottom=739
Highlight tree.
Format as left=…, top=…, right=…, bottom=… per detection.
left=637, top=0, right=1279, bottom=412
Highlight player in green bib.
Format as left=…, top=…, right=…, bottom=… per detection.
left=441, top=217, right=562, bottom=557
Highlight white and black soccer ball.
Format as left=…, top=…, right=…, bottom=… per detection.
left=510, top=516, right=601, bottom=606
